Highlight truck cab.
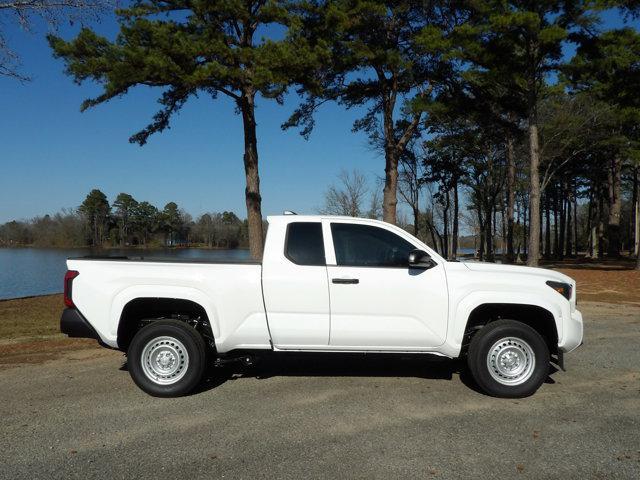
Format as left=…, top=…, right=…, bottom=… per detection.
left=262, top=215, right=449, bottom=351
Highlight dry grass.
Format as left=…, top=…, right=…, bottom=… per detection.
left=556, top=268, right=640, bottom=305
left=0, top=294, right=64, bottom=340
left=0, top=294, right=97, bottom=365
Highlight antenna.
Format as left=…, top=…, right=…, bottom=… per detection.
left=283, top=210, right=297, bottom=215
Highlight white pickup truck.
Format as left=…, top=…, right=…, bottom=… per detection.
left=61, top=214, right=583, bottom=398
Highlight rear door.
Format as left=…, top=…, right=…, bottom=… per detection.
left=325, top=220, right=448, bottom=350
left=261, top=220, right=330, bottom=348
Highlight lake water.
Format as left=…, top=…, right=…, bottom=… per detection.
left=0, top=247, right=251, bottom=300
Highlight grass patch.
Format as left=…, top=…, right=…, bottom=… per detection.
left=0, top=294, right=64, bottom=340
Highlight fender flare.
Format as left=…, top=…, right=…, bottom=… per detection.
left=446, top=291, right=564, bottom=356
left=110, top=285, right=220, bottom=347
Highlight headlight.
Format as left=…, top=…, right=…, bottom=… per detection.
left=546, top=280, right=572, bottom=300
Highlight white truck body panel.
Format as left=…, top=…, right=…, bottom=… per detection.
left=66, top=215, right=583, bottom=357
left=68, top=259, right=272, bottom=351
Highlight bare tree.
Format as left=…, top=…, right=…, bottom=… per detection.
left=366, top=184, right=383, bottom=220
left=320, top=169, right=369, bottom=217
left=398, top=148, right=423, bottom=237
left=0, top=0, right=107, bottom=80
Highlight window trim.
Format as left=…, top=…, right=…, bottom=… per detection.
left=283, top=221, right=326, bottom=267
left=328, top=221, right=420, bottom=269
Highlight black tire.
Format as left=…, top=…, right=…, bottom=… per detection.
left=127, top=320, right=207, bottom=397
left=467, top=319, right=550, bottom=398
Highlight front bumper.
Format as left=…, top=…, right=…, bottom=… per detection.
left=559, top=308, right=584, bottom=353
left=60, top=308, right=100, bottom=340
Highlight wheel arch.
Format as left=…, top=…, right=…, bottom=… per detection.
left=116, top=295, right=216, bottom=351
left=110, top=285, right=219, bottom=349
left=461, top=303, right=558, bottom=355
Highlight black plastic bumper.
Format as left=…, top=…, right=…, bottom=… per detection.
left=60, top=308, right=100, bottom=340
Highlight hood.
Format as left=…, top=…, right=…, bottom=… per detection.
left=461, top=261, right=574, bottom=284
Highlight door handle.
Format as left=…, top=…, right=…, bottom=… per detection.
left=332, top=278, right=359, bottom=284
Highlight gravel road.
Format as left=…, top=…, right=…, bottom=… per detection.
left=1, top=302, right=639, bottom=479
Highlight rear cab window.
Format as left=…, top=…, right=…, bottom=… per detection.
left=285, top=222, right=325, bottom=266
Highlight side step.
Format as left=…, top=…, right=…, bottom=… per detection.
left=213, top=355, right=256, bottom=368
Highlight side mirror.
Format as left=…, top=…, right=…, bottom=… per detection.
left=408, top=249, right=435, bottom=269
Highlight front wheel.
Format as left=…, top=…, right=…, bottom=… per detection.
left=467, top=320, right=550, bottom=398
left=128, top=320, right=207, bottom=397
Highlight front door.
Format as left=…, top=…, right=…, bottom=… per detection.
left=326, top=221, right=448, bottom=350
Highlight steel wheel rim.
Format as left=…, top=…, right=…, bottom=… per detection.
left=140, top=336, right=189, bottom=385
left=486, top=337, right=535, bottom=386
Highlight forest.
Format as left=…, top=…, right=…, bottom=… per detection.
left=1, top=0, right=639, bottom=268
left=0, top=190, right=250, bottom=249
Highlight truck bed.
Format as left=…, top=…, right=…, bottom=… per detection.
left=67, top=257, right=270, bottom=352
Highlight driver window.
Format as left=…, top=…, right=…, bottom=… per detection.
left=330, top=223, right=415, bottom=267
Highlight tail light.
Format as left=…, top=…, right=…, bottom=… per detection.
left=64, top=270, right=79, bottom=308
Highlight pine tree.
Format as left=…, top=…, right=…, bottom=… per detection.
left=49, top=0, right=312, bottom=259
left=450, top=0, right=594, bottom=266
left=286, top=0, right=456, bottom=225
left=79, top=189, right=110, bottom=246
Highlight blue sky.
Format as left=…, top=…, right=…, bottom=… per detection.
left=0, top=8, right=637, bottom=224
left=0, top=13, right=379, bottom=224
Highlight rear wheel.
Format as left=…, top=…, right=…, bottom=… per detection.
left=128, top=320, right=207, bottom=397
left=467, top=319, right=550, bottom=398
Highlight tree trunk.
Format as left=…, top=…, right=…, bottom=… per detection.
left=586, top=189, right=593, bottom=257
left=558, top=184, right=566, bottom=260
left=452, top=180, right=459, bottom=259
left=544, top=192, right=551, bottom=259
left=506, top=136, right=516, bottom=263
left=553, top=186, right=559, bottom=258
left=429, top=227, right=440, bottom=254
left=93, top=214, right=99, bottom=247
left=240, top=90, right=264, bottom=260
left=501, top=203, right=506, bottom=260
left=607, top=156, right=622, bottom=257
left=120, top=221, right=127, bottom=248
left=527, top=119, right=541, bottom=266
left=566, top=190, right=573, bottom=258
left=495, top=204, right=500, bottom=255
left=442, top=191, right=450, bottom=259
left=381, top=88, right=399, bottom=225
left=573, top=180, right=578, bottom=256
left=485, top=201, right=494, bottom=262
left=412, top=206, right=420, bottom=237
left=382, top=145, right=399, bottom=225
left=633, top=168, right=639, bottom=264
left=523, top=195, right=528, bottom=257
left=425, top=214, right=439, bottom=254
left=477, top=203, right=485, bottom=261
left=597, top=188, right=605, bottom=259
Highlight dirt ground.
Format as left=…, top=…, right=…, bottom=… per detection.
left=559, top=268, right=640, bottom=305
